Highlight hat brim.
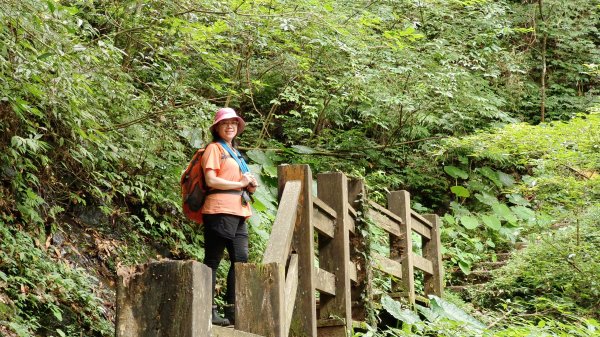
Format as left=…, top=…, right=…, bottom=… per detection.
left=210, top=116, right=246, bottom=135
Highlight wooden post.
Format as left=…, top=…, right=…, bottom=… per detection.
left=317, top=172, right=352, bottom=337
left=347, top=178, right=372, bottom=324
left=115, top=260, right=212, bottom=337
left=388, top=191, right=415, bottom=305
left=236, top=263, right=285, bottom=337
left=423, top=214, right=444, bottom=298
left=278, top=164, right=316, bottom=337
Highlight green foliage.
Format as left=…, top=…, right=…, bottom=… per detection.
left=356, top=295, right=600, bottom=337
left=435, top=113, right=599, bottom=277
left=0, top=0, right=597, bottom=334
left=477, top=205, right=600, bottom=318
left=0, top=222, right=112, bottom=336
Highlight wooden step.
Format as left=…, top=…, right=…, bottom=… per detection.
left=212, top=326, right=265, bottom=337
left=473, top=261, right=506, bottom=270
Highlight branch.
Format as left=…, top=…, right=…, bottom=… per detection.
left=240, top=136, right=446, bottom=156
left=98, top=98, right=226, bottom=132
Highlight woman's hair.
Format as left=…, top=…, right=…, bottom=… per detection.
left=210, top=128, right=238, bottom=148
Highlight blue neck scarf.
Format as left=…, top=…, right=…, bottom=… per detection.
left=218, top=140, right=250, bottom=173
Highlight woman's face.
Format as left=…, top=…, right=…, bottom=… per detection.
left=217, top=118, right=239, bottom=142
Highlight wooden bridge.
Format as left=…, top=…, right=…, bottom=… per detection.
left=116, top=164, right=443, bottom=337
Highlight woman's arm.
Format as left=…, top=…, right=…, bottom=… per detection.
left=204, top=169, right=252, bottom=190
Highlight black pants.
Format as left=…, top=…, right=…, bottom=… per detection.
left=203, top=213, right=249, bottom=306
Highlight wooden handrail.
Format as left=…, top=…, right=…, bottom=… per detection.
left=284, top=254, right=299, bottom=334
left=262, top=180, right=302, bottom=265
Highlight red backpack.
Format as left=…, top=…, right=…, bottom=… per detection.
left=180, top=147, right=208, bottom=224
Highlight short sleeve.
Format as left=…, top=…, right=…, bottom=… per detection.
left=201, top=143, right=222, bottom=171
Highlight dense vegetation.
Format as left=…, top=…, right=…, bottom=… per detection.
left=0, top=0, right=598, bottom=336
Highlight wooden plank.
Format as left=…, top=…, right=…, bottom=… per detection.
left=412, top=253, right=434, bottom=275
left=348, top=204, right=357, bottom=217
left=285, top=254, right=299, bottom=337
left=263, top=180, right=302, bottom=265
left=348, top=261, right=357, bottom=283
left=347, top=178, right=373, bottom=325
left=212, top=326, right=265, bottom=337
left=313, top=197, right=337, bottom=219
left=410, top=217, right=432, bottom=240
left=317, top=318, right=346, bottom=327
left=411, top=210, right=433, bottom=229
left=278, top=164, right=317, bottom=337
left=372, top=253, right=403, bottom=280
left=316, top=172, right=352, bottom=336
left=411, top=211, right=432, bottom=239
left=314, top=267, right=336, bottom=296
left=345, top=211, right=355, bottom=234
left=387, top=191, right=415, bottom=305
left=369, top=201, right=404, bottom=226
left=116, top=261, right=212, bottom=337
left=236, top=262, right=285, bottom=337
left=366, top=208, right=401, bottom=237
left=313, top=207, right=335, bottom=239
left=423, top=214, right=444, bottom=298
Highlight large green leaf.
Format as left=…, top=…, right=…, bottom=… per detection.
left=478, top=166, right=502, bottom=187
left=498, top=171, right=515, bottom=187
left=492, top=203, right=518, bottom=224
left=460, top=215, right=479, bottom=229
left=444, top=165, right=469, bottom=179
left=291, top=145, right=316, bottom=154
left=381, top=295, right=421, bottom=324
left=474, top=192, right=497, bottom=206
left=451, top=186, right=470, bottom=198
left=428, top=295, right=486, bottom=329
left=481, top=214, right=501, bottom=230
left=511, top=205, right=536, bottom=221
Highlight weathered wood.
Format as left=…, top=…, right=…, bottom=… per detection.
left=313, top=198, right=337, bottom=219
left=372, top=253, right=403, bottom=280
left=411, top=210, right=432, bottom=229
left=317, top=172, right=352, bottom=337
left=314, top=267, right=336, bottom=296
left=412, top=253, right=434, bottom=275
left=423, top=214, right=444, bottom=297
left=366, top=208, right=401, bottom=237
left=388, top=191, right=415, bottom=305
left=347, top=204, right=357, bottom=217
left=347, top=178, right=372, bottom=324
left=410, top=211, right=432, bottom=239
left=212, top=326, right=265, bottom=337
left=263, top=180, right=302, bottom=265
left=369, top=201, right=404, bottom=226
left=345, top=211, right=356, bottom=234
left=278, top=165, right=317, bottom=337
left=348, top=261, right=357, bottom=283
left=285, top=254, right=299, bottom=336
left=313, top=207, right=335, bottom=239
left=115, top=260, right=211, bottom=337
left=236, top=262, right=285, bottom=337
left=316, top=319, right=346, bottom=327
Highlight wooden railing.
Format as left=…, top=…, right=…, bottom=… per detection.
left=115, top=164, right=443, bottom=337
left=236, top=165, right=444, bottom=337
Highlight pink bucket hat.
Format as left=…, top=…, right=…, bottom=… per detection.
left=209, top=107, right=246, bottom=135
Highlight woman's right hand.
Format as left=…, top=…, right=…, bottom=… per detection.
left=240, top=173, right=253, bottom=188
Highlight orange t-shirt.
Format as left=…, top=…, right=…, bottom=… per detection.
left=200, top=143, right=252, bottom=218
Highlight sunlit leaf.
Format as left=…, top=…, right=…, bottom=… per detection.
left=451, top=186, right=470, bottom=198
left=460, top=215, right=479, bottom=229
left=382, top=295, right=421, bottom=324
left=481, top=214, right=501, bottom=230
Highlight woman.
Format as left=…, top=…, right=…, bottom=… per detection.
left=201, top=107, right=257, bottom=326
